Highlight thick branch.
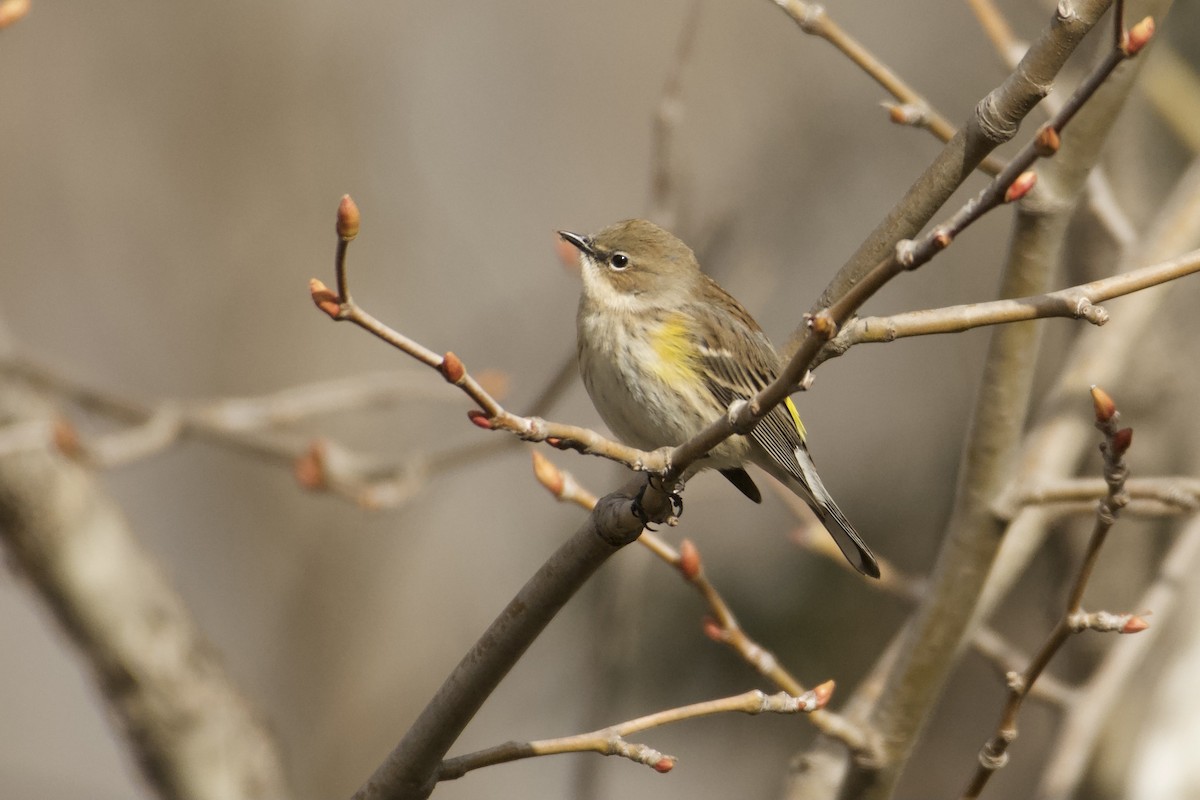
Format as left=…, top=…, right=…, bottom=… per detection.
left=349, top=480, right=652, bottom=800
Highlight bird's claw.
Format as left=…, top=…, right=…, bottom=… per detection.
left=631, top=475, right=684, bottom=529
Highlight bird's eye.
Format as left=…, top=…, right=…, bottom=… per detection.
left=609, top=253, right=630, bottom=271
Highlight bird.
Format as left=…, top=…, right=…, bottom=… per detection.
left=559, top=218, right=879, bottom=578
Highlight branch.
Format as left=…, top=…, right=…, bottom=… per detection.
left=799, top=0, right=1114, bottom=329
left=960, top=387, right=1140, bottom=799
left=438, top=685, right=833, bottom=781
left=815, top=246, right=1200, bottom=363
left=529, top=452, right=875, bottom=755
left=311, top=198, right=669, bottom=480
left=671, top=16, right=1152, bottom=491
left=771, top=0, right=1003, bottom=174
left=647, top=0, right=702, bottom=231
left=350, top=479, right=652, bottom=800
left=1, top=357, right=508, bottom=509
left=1038, top=513, right=1200, bottom=799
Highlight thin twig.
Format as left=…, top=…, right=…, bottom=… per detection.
left=815, top=245, right=1200, bottom=364
left=772, top=0, right=1003, bottom=174
left=529, top=452, right=875, bottom=755
left=800, top=0, right=1116, bottom=326
left=438, top=685, right=833, bottom=781
left=670, top=17, right=1154, bottom=489
left=1037, top=514, right=1200, bottom=799
left=960, top=387, right=1139, bottom=799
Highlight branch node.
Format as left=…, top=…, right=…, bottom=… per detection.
left=894, top=238, right=917, bottom=268
left=806, top=312, right=839, bottom=340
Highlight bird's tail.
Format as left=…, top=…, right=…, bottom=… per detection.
left=787, top=446, right=880, bottom=579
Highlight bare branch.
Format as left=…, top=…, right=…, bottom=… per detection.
left=801, top=0, right=1114, bottom=328
left=816, top=246, right=1200, bottom=363
left=438, top=686, right=833, bottom=781
left=350, top=479, right=652, bottom=800
left=960, top=386, right=1136, bottom=799
left=1038, top=515, right=1200, bottom=799
left=529, top=452, right=875, bottom=755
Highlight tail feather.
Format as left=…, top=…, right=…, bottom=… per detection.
left=781, top=446, right=880, bottom=579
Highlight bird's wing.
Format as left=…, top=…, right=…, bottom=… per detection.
left=690, top=277, right=808, bottom=483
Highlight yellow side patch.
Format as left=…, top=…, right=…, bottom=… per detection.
left=650, top=314, right=703, bottom=387
left=784, top=397, right=807, bottom=441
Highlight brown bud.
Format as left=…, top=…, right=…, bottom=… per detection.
left=466, top=409, right=493, bottom=429
left=1125, top=17, right=1155, bottom=56
left=932, top=228, right=952, bottom=249
left=678, top=539, right=702, bottom=579
left=1112, top=427, right=1133, bottom=456
left=1005, top=171, right=1038, bottom=203
left=294, top=440, right=328, bottom=491
left=336, top=194, right=360, bottom=240
left=1122, top=615, right=1149, bottom=634
left=530, top=450, right=564, bottom=497
left=52, top=416, right=84, bottom=460
left=1035, top=126, right=1061, bottom=156
left=702, top=617, right=725, bottom=642
left=811, top=679, right=836, bottom=709
left=309, top=278, right=342, bottom=318
left=653, top=756, right=676, bottom=773
left=439, top=351, right=465, bottom=384
left=545, top=436, right=564, bottom=449
left=1090, top=385, right=1117, bottom=422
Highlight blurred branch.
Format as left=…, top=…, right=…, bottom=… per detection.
left=647, top=0, right=702, bottom=231
left=814, top=245, right=1200, bottom=364
left=438, top=685, right=832, bottom=781
left=1141, top=41, right=1200, bottom=153
left=1005, top=476, right=1200, bottom=515
left=960, top=386, right=1138, bottom=799
left=966, top=0, right=1026, bottom=68
left=0, top=357, right=508, bottom=509
left=0, top=383, right=291, bottom=800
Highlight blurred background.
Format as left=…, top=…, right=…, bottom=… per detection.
left=1, top=1, right=1197, bottom=798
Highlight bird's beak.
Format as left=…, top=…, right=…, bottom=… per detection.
left=557, top=230, right=594, bottom=257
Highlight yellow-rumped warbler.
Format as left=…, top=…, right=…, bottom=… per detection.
left=559, top=219, right=879, bottom=578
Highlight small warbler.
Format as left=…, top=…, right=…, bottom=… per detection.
left=560, top=219, right=879, bottom=579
